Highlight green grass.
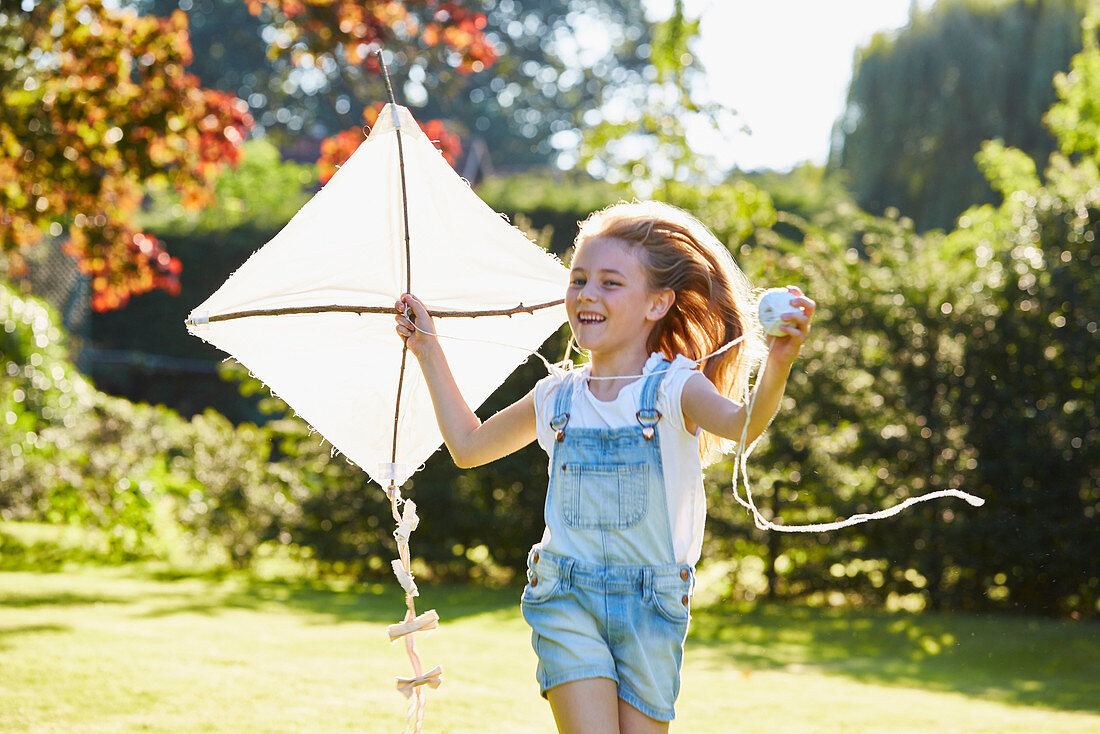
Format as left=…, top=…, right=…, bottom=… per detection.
left=1, top=566, right=1097, bottom=733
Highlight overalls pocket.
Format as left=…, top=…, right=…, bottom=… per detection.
left=521, top=553, right=561, bottom=606
left=649, top=585, right=691, bottom=624
left=560, top=462, right=649, bottom=530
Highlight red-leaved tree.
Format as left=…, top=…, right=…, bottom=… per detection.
left=1, top=0, right=494, bottom=311
left=317, top=102, right=462, bottom=184
left=244, top=0, right=496, bottom=74
left=0, top=1, right=252, bottom=311
left=243, top=2, right=492, bottom=180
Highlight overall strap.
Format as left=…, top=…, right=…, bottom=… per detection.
left=549, top=373, right=574, bottom=441
left=636, top=358, right=671, bottom=440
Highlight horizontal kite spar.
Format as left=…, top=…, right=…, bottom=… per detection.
left=185, top=298, right=564, bottom=326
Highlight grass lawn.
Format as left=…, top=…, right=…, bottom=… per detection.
left=1, top=566, right=1097, bottom=733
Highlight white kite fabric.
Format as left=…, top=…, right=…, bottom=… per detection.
left=187, top=104, right=567, bottom=488
left=187, top=103, right=569, bottom=732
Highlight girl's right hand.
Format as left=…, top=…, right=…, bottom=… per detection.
left=394, top=293, right=439, bottom=359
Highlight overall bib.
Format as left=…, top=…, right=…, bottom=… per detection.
left=520, top=360, right=695, bottom=722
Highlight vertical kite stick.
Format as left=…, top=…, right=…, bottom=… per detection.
left=379, top=50, right=413, bottom=294
left=376, top=49, right=439, bottom=734
left=381, top=48, right=413, bottom=482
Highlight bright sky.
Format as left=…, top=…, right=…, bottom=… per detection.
left=668, top=0, right=937, bottom=171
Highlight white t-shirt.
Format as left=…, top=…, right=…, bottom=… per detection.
left=532, top=352, right=707, bottom=566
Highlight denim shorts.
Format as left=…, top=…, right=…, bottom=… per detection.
left=519, top=548, right=694, bottom=722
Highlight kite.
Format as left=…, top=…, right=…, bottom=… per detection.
left=186, top=62, right=568, bottom=732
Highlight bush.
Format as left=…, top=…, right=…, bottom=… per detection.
left=1, top=283, right=293, bottom=566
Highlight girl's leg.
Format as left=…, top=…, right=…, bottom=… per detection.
left=546, top=677, right=619, bottom=734
left=617, top=698, right=669, bottom=734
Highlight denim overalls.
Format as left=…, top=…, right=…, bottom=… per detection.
left=520, top=359, right=695, bottom=722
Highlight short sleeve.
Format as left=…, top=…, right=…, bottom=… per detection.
left=655, top=354, right=702, bottom=436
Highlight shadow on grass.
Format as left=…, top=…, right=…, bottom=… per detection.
left=128, top=577, right=523, bottom=625
left=0, top=623, right=71, bottom=652
left=0, top=563, right=521, bottom=626
left=0, top=589, right=134, bottom=607
left=688, top=602, right=1100, bottom=715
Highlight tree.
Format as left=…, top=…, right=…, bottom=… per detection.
left=939, top=3, right=1100, bottom=613
left=833, top=0, right=1085, bottom=231
left=404, top=0, right=655, bottom=169
left=578, top=0, right=736, bottom=197
left=137, top=0, right=657, bottom=169
left=0, top=0, right=252, bottom=311
left=739, top=4, right=1100, bottom=615
left=2, top=0, right=498, bottom=311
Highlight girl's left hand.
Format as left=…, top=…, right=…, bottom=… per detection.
left=766, top=285, right=816, bottom=368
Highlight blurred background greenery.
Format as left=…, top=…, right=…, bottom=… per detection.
left=1, top=0, right=1097, bottom=622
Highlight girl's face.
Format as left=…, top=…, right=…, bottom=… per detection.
left=567, top=236, right=672, bottom=356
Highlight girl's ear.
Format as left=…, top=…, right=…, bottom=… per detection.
left=646, top=288, right=676, bottom=322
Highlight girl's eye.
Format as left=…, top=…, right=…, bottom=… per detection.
left=603, top=281, right=621, bottom=287
left=570, top=278, right=586, bottom=286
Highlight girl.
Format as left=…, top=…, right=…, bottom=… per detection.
left=393, top=200, right=814, bottom=734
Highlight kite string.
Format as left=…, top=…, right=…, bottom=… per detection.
left=726, top=374, right=985, bottom=533
left=403, top=310, right=985, bottom=530
left=401, top=309, right=746, bottom=379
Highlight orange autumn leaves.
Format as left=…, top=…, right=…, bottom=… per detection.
left=3, top=1, right=493, bottom=311
left=317, top=103, right=462, bottom=184
left=1, top=1, right=251, bottom=311
left=252, top=1, right=487, bottom=188
left=245, top=0, right=496, bottom=74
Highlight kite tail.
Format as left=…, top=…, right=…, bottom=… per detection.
left=387, top=482, right=443, bottom=734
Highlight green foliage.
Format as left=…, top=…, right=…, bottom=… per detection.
left=1, top=282, right=292, bottom=567
left=974, top=138, right=1042, bottom=197
left=743, top=164, right=859, bottom=226
left=578, top=0, right=735, bottom=197
left=834, top=0, right=1086, bottom=230
left=937, top=11, right=1100, bottom=610
left=661, top=179, right=777, bottom=246
left=707, top=207, right=982, bottom=609
left=1047, top=9, right=1100, bottom=161
left=141, top=138, right=316, bottom=235
left=476, top=171, right=624, bottom=254
left=477, top=170, right=778, bottom=256
left=948, top=186, right=1099, bottom=614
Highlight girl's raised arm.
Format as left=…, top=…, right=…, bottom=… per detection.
left=394, top=293, right=538, bottom=468
left=681, top=287, right=815, bottom=446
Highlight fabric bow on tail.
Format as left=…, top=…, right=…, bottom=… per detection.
left=396, top=665, right=444, bottom=698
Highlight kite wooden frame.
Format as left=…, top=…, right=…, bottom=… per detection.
left=185, top=298, right=564, bottom=325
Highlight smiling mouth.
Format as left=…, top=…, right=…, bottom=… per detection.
left=577, top=313, right=606, bottom=325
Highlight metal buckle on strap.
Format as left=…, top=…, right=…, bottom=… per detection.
left=550, top=412, right=570, bottom=441
left=636, top=408, right=662, bottom=440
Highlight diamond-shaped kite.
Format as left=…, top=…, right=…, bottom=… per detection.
left=186, top=74, right=568, bottom=730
